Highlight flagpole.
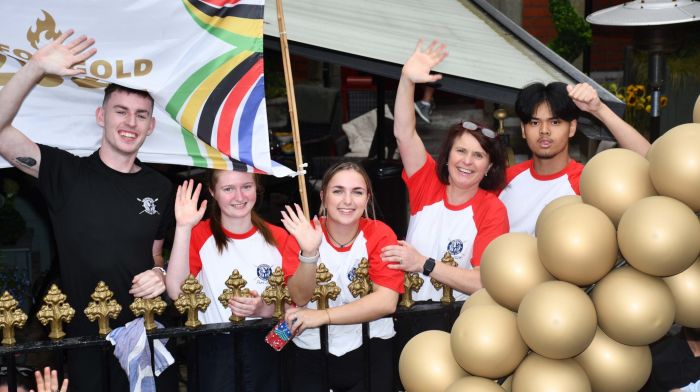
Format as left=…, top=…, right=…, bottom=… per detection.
left=275, top=0, right=310, bottom=219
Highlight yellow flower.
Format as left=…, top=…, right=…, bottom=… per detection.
left=645, top=105, right=651, bottom=113
left=635, top=85, right=646, bottom=97
left=628, top=94, right=637, bottom=106
left=660, top=96, right=668, bottom=107
left=626, top=85, right=635, bottom=95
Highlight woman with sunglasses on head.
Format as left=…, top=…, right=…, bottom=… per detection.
left=280, top=161, right=404, bottom=392
left=381, top=39, right=509, bottom=301
left=165, top=171, right=288, bottom=392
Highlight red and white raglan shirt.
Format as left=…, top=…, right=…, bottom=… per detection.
left=283, top=217, right=404, bottom=357
left=189, top=219, right=289, bottom=325
left=498, top=159, right=583, bottom=235
left=403, top=154, right=509, bottom=302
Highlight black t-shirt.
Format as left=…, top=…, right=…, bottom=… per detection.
left=642, top=331, right=700, bottom=391
left=37, top=145, right=173, bottom=336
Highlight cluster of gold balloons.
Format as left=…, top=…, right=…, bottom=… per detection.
left=398, top=101, right=700, bottom=392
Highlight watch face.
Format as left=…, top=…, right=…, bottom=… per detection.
left=423, top=258, right=436, bottom=275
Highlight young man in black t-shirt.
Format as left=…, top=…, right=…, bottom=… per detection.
left=0, top=30, right=175, bottom=391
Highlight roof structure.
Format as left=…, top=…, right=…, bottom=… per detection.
left=262, top=0, right=624, bottom=114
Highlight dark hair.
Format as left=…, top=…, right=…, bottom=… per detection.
left=435, top=123, right=507, bottom=190
left=102, top=83, right=154, bottom=110
left=515, top=82, right=581, bottom=123
left=0, top=366, right=34, bottom=391
left=207, top=170, right=276, bottom=254
left=319, top=161, right=376, bottom=219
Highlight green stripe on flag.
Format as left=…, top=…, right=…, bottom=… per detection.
left=180, top=126, right=208, bottom=168
left=183, top=4, right=263, bottom=51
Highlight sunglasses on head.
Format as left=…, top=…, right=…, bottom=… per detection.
left=462, top=121, right=497, bottom=139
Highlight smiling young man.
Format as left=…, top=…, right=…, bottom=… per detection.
left=0, top=30, right=174, bottom=391
left=498, top=82, right=651, bottom=235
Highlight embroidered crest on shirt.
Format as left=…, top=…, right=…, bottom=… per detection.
left=137, top=197, right=159, bottom=215
left=447, top=239, right=464, bottom=256
left=347, top=266, right=357, bottom=281
left=257, top=264, right=272, bottom=282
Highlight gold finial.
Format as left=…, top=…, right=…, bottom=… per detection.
left=262, top=267, right=291, bottom=319
left=399, top=272, right=425, bottom=309
left=493, top=108, right=508, bottom=135
left=37, top=284, right=75, bottom=340
left=218, top=270, right=250, bottom=323
left=312, top=263, right=341, bottom=310
left=130, top=297, right=167, bottom=332
left=348, top=258, right=373, bottom=298
left=85, top=281, right=122, bottom=336
left=174, top=275, right=211, bottom=328
left=431, top=252, right=457, bottom=304
left=0, top=291, right=28, bottom=345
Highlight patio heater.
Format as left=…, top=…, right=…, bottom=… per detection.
left=586, top=0, right=700, bottom=141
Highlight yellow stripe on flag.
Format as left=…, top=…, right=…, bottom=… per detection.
left=184, top=2, right=262, bottom=39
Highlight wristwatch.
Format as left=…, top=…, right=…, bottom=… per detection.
left=422, top=258, right=436, bottom=276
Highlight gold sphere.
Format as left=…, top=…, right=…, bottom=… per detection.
left=451, top=305, right=528, bottom=379
left=399, top=330, right=467, bottom=392
left=663, top=257, right=700, bottom=327
left=517, top=281, right=597, bottom=359
left=592, top=266, right=675, bottom=346
left=480, top=233, right=553, bottom=311
left=512, top=353, right=591, bottom=392
left=446, top=376, right=505, bottom=392
left=580, top=148, right=656, bottom=226
left=537, top=203, right=617, bottom=285
left=535, top=195, right=582, bottom=237
left=460, top=288, right=497, bottom=314
left=575, top=327, right=652, bottom=392
left=617, top=196, right=700, bottom=277
left=647, top=123, right=700, bottom=211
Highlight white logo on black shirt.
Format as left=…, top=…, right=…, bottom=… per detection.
left=137, top=197, right=159, bottom=215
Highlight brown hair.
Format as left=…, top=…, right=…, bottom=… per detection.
left=319, top=161, right=376, bottom=219
left=102, top=83, right=154, bottom=110
left=435, top=122, right=507, bottom=191
left=207, top=170, right=276, bottom=254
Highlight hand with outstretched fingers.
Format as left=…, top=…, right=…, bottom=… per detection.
left=30, top=367, right=68, bottom=392
left=175, top=179, right=207, bottom=229
left=401, top=39, right=449, bottom=85
left=30, top=29, right=96, bottom=77
left=280, top=203, right=323, bottom=256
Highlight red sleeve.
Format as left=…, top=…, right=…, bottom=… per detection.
left=266, top=223, right=290, bottom=255
left=567, top=161, right=584, bottom=195
left=471, top=191, right=509, bottom=267
left=189, top=220, right=212, bottom=277
left=362, top=219, right=405, bottom=294
left=282, top=234, right=301, bottom=283
left=402, top=153, right=444, bottom=215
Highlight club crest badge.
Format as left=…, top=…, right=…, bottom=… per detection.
left=137, top=197, right=159, bottom=215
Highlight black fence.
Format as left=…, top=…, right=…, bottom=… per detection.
left=0, top=301, right=463, bottom=392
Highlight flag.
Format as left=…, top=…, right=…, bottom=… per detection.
left=0, top=0, right=295, bottom=177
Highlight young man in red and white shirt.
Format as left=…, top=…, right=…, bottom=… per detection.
left=499, top=82, right=651, bottom=235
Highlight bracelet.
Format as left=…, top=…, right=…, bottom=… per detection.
left=325, top=309, right=331, bottom=325
left=298, top=250, right=320, bottom=264
left=152, top=266, right=167, bottom=277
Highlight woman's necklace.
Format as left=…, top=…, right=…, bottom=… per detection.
left=326, top=222, right=361, bottom=248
